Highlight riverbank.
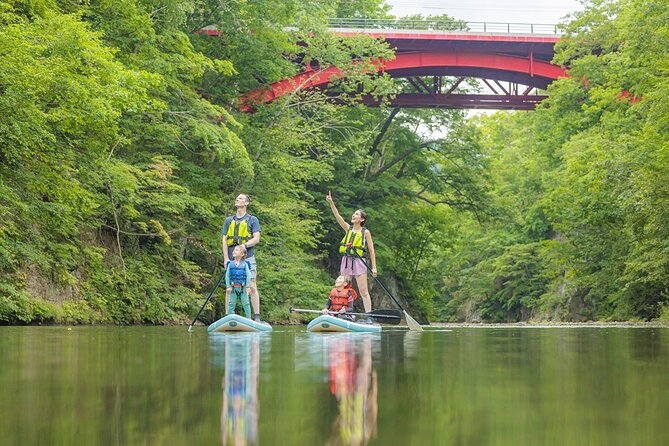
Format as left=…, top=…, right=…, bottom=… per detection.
left=429, top=321, right=669, bottom=328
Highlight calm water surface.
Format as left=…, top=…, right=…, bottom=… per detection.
left=1, top=326, right=668, bottom=445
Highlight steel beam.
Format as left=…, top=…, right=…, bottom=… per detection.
left=353, top=93, right=548, bottom=110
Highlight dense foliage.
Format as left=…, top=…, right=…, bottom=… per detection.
left=0, top=0, right=445, bottom=324
left=2, top=0, right=668, bottom=324
left=438, top=0, right=669, bottom=322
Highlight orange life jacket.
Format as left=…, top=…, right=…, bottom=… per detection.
left=328, top=287, right=357, bottom=312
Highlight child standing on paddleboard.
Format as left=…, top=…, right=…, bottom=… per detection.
left=225, top=245, right=252, bottom=318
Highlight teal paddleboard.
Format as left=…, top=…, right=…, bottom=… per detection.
left=208, top=314, right=273, bottom=333
left=307, top=315, right=381, bottom=333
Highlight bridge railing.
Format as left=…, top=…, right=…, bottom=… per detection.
left=328, top=18, right=562, bottom=35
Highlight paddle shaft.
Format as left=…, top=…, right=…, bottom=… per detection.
left=188, top=268, right=226, bottom=332
left=353, top=252, right=405, bottom=312
left=290, top=308, right=400, bottom=319
left=353, top=251, right=424, bottom=331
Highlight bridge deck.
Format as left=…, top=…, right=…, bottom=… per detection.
left=332, top=29, right=560, bottom=62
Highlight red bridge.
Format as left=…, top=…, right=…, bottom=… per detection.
left=220, top=19, right=568, bottom=110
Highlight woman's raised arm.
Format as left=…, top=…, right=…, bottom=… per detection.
left=326, top=191, right=350, bottom=232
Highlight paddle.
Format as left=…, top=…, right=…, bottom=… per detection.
left=290, top=308, right=402, bottom=325
left=188, top=269, right=226, bottom=332
left=353, top=252, right=424, bottom=331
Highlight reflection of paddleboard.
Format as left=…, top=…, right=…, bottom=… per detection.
left=308, top=315, right=381, bottom=333
left=208, top=314, right=273, bottom=333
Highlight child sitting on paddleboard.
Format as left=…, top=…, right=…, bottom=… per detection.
left=225, top=245, right=252, bottom=318
left=323, top=275, right=358, bottom=317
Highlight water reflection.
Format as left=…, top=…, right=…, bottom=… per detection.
left=2, top=327, right=669, bottom=445
left=321, top=334, right=378, bottom=446
left=210, top=334, right=265, bottom=446
left=402, top=331, right=422, bottom=358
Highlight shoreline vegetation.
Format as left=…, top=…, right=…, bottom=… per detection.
left=3, top=1, right=669, bottom=326
left=430, top=322, right=669, bottom=329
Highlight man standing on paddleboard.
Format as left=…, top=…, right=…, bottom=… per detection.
left=222, top=194, right=263, bottom=322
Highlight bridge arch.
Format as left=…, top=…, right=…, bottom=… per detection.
left=233, top=21, right=568, bottom=111
left=241, top=51, right=566, bottom=110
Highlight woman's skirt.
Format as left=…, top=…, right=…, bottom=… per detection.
left=340, top=256, right=368, bottom=276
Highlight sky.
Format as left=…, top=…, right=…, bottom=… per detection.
left=385, top=0, right=584, bottom=25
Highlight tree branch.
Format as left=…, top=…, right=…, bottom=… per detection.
left=106, top=182, right=127, bottom=280
left=369, top=140, right=439, bottom=179
left=368, top=107, right=399, bottom=157
left=409, top=228, right=436, bottom=282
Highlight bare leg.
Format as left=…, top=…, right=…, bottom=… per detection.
left=355, top=274, right=372, bottom=312
left=249, top=278, right=260, bottom=315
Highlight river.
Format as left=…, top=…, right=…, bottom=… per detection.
left=1, top=326, right=667, bottom=445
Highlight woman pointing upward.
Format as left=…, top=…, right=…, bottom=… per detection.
left=326, top=191, right=377, bottom=313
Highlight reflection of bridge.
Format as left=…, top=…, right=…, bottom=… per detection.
left=231, top=19, right=568, bottom=110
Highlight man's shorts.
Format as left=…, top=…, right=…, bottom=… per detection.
left=247, top=256, right=257, bottom=280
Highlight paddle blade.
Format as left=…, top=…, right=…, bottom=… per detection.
left=404, top=310, right=424, bottom=331
left=369, top=309, right=402, bottom=319
left=368, top=311, right=401, bottom=325
left=370, top=317, right=399, bottom=325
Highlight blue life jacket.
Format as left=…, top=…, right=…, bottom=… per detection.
left=227, top=260, right=251, bottom=286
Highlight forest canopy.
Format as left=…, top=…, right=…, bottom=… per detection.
left=1, top=0, right=668, bottom=324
